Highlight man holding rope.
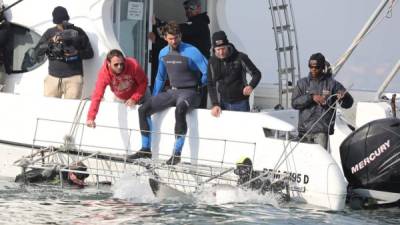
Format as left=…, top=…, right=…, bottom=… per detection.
left=291, top=53, right=353, bottom=149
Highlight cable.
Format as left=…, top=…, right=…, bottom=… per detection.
left=239, top=87, right=353, bottom=189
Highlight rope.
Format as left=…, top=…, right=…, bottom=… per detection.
left=239, top=87, right=353, bottom=189
left=63, top=76, right=92, bottom=149
left=386, top=0, right=396, bottom=18
left=63, top=97, right=89, bottom=149
left=333, top=0, right=398, bottom=76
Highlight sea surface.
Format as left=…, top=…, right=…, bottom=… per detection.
left=0, top=175, right=399, bottom=225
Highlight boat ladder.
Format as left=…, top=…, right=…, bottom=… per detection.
left=268, top=0, right=301, bottom=109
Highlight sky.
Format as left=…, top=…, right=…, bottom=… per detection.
left=293, top=0, right=399, bottom=92
left=222, top=0, right=399, bottom=92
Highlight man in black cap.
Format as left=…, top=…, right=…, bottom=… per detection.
left=180, top=0, right=211, bottom=109
left=291, top=53, right=353, bottom=149
left=207, top=30, right=261, bottom=117
left=181, top=0, right=211, bottom=59
left=34, top=6, right=93, bottom=99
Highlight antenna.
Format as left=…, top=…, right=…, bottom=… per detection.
left=1, top=0, right=23, bottom=13
left=332, top=0, right=393, bottom=77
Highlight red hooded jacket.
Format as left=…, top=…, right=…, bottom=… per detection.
left=87, top=57, right=148, bottom=121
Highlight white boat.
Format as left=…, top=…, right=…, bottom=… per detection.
left=0, top=0, right=398, bottom=210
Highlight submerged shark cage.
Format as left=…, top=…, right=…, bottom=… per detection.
left=13, top=118, right=291, bottom=199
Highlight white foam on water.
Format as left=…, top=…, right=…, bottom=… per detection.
left=112, top=173, right=281, bottom=208
left=194, top=184, right=280, bottom=207
left=112, top=173, right=157, bottom=203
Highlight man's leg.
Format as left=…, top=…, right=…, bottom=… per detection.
left=130, top=91, right=176, bottom=160
left=167, top=89, right=201, bottom=165
left=63, top=75, right=83, bottom=99
left=138, top=88, right=151, bottom=104
left=44, top=75, right=63, bottom=98
left=138, top=100, right=153, bottom=151
left=220, top=100, right=230, bottom=111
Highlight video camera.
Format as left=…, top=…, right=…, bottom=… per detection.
left=47, top=22, right=81, bottom=62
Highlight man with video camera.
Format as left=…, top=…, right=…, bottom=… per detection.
left=35, top=6, right=94, bottom=99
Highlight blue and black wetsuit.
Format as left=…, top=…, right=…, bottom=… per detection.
left=138, top=42, right=207, bottom=155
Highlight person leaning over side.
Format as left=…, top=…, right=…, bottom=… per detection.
left=34, top=6, right=94, bottom=99
left=129, top=22, right=208, bottom=165
left=291, top=53, right=353, bottom=149
left=86, top=49, right=149, bottom=128
left=208, top=31, right=261, bottom=117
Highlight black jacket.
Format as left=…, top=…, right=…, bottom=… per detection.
left=291, top=73, right=353, bottom=135
left=180, top=12, right=211, bottom=58
left=207, top=44, right=261, bottom=105
left=35, top=25, right=94, bottom=78
left=0, top=19, right=12, bottom=73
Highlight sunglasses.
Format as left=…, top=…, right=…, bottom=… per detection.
left=309, top=65, right=321, bottom=69
left=113, top=63, right=125, bottom=67
left=184, top=5, right=196, bottom=11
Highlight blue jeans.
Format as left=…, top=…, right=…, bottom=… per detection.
left=221, top=99, right=250, bottom=112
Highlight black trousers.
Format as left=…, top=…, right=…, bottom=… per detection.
left=139, top=89, right=201, bottom=136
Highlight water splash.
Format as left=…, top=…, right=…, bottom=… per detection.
left=113, top=174, right=282, bottom=207
left=112, top=173, right=157, bottom=203
left=194, top=184, right=280, bottom=207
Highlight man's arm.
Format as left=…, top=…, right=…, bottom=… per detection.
left=207, top=59, right=222, bottom=117
left=291, top=80, right=314, bottom=110
left=207, top=59, right=219, bottom=106
left=87, top=71, right=108, bottom=123
left=130, top=60, right=148, bottom=102
left=76, top=28, right=94, bottom=60
left=33, top=29, right=51, bottom=59
left=240, top=53, right=261, bottom=89
left=334, top=81, right=353, bottom=109
left=187, top=47, right=208, bottom=86
left=152, top=51, right=167, bottom=96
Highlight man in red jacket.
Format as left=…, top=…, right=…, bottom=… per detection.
left=86, top=49, right=148, bottom=128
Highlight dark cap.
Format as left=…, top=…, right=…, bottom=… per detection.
left=212, top=31, right=229, bottom=47
left=52, top=6, right=70, bottom=24
left=309, top=52, right=326, bottom=68
left=183, top=0, right=200, bottom=10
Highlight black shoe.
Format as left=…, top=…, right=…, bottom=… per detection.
left=166, top=155, right=181, bottom=165
left=127, top=148, right=152, bottom=160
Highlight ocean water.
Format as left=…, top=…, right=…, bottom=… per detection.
left=0, top=176, right=399, bottom=225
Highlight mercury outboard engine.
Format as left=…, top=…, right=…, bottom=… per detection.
left=340, top=118, right=400, bottom=208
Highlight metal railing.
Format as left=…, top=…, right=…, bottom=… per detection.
left=15, top=118, right=258, bottom=192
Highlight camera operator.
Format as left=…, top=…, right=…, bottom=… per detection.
left=34, top=6, right=94, bottom=99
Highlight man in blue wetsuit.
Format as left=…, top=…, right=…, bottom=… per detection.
left=129, top=22, right=208, bottom=165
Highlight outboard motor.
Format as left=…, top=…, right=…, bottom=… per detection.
left=340, top=118, right=400, bottom=207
